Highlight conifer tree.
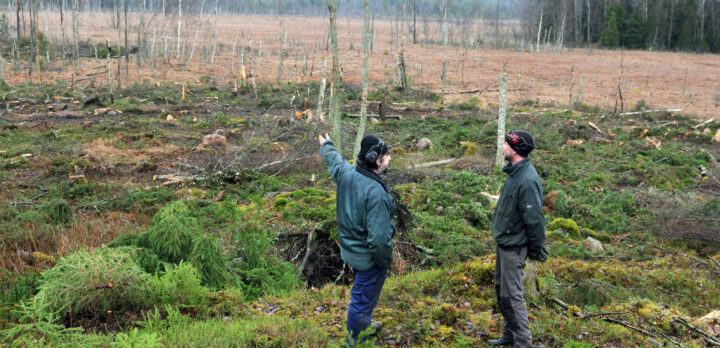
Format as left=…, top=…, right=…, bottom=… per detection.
left=599, top=11, right=620, bottom=47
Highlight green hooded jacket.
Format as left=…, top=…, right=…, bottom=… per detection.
left=491, top=157, right=546, bottom=250
left=320, top=140, right=396, bottom=271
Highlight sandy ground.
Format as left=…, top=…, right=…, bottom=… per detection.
left=4, top=12, right=720, bottom=119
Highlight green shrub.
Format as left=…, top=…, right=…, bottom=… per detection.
left=150, top=262, right=208, bottom=308
left=144, top=201, right=201, bottom=263
left=111, top=187, right=175, bottom=214
left=111, top=328, right=162, bottom=348
left=34, top=247, right=152, bottom=321
left=42, top=198, right=73, bottom=225
left=229, top=223, right=301, bottom=300
left=0, top=298, right=86, bottom=346
left=190, top=234, right=228, bottom=288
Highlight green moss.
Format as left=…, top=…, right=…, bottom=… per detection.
left=549, top=218, right=581, bottom=237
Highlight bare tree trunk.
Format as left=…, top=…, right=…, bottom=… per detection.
left=107, top=35, right=113, bottom=100
left=150, top=27, right=157, bottom=82
left=353, top=0, right=371, bottom=159
left=278, top=29, right=286, bottom=83
left=412, top=0, right=416, bottom=44
left=16, top=0, right=20, bottom=41
left=210, top=0, right=218, bottom=66
left=495, top=0, right=500, bottom=48
left=536, top=4, right=543, bottom=52
left=441, top=0, right=448, bottom=106
left=162, top=0, right=168, bottom=62
left=668, top=0, right=674, bottom=49
left=176, top=0, right=182, bottom=60
left=138, top=0, right=145, bottom=64
left=568, top=65, right=574, bottom=108
left=700, top=0, right=706, bottom=50
left=34, top=0, right=41, bottom=82
left=586, top=0, right=590, bottom=44
left=316, top=56, right=327, bottom=120
left=328, top=0, right=341, bottom=153
left=183, top=0, right=205, bottom=70
left=72, top=0, right=79, bottom=70
left=576, top=76, right=583, bottom=105
left=495, top=72, right=507, bottom=172
left=230, top=36, right=237, bottom=78
left=124, top=0, right=128, bottom=78
left=59, top=0, right=66, bottom=68
left=556, top=0, right=567, bottom=53
left=0, top=49, right=5, bottom=84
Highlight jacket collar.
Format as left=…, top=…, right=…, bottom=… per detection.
left=355, top=164, right=391, bottom=193
left=502, top=157, right=530, bottom=177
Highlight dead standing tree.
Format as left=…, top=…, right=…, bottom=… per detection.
left=440, top=0, right=448, bottom=106
left=353, top=0, right=371, bottom=159
left=495, top=67, right=507, bottom=172
left=328, top=0, right=341, bottom=154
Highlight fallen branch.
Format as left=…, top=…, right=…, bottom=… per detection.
left=347, top=114, right=401, bottom=119
left=581, top=311, right=631, bottom=319
left=405, top=158, right=455, bottom=169
left=603, top=318, right=657, bottom=338
left=621, top=108, right=682, bottom=116
left=693, top=118, right=714, bottom=129
left=588, top=121, right=603, bottom=134
left=673, top=317, right=720, bottom=346
left=297, top=228, right=316, bottom=279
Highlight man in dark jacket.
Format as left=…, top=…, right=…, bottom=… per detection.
left=488, top=130, right=549, bottom=348
left=318, top=133, right=395, bottom=345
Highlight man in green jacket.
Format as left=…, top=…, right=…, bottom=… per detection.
left=488, top=130, right=549, bottom=348
left=318, top=133, right=395, bottom=345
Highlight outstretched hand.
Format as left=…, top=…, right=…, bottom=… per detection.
left=318, top=133, right=330, bottom=145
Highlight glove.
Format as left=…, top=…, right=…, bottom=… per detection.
left=528, top=246, right=549, bottom=262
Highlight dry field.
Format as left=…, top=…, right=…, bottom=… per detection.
left=6, top=12, right=720, bottom=119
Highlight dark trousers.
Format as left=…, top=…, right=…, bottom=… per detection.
left=347, top=265, right=387, bottom=342
left=495, top=245, right=533, bottom=347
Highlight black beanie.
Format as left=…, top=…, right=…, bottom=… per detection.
left=357, top=135, right=389, bottom=163
left=506, top=130, right=536, bottom=157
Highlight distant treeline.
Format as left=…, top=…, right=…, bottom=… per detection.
left=520, top=0, right=720, bottom=53
left=2, top=0, right=718, bottom=53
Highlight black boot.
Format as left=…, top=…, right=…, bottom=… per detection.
left=487, top=336, right=514, bottom=346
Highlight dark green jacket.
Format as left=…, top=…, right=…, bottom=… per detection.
left=320, top=140, right=396, bottom=271
left=491, top=157, right=546, bottom=250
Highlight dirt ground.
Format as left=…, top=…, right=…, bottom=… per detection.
left=5, top=12, right=720, bottom=119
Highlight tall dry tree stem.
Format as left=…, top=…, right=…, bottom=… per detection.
left=328, top=0, right=341, bottom=153
left=106, top=35, right=113, bottom=98
left=576, top=76, right=583, bottom=105
left=176, top=0, right=182, bottom=60
left=59, top=0, right=66, bottom=68
left=316, top=56, right=327, bottom=120
left=124, top=0, right=129, bottom=78
left=230, top=36, right=237, bottom=78
left=536, top=4, right=542, bottom=52
left=210, top=0, right=218, bottom=66
left=495, top=72, right=508, bottom=172
left=0, top=49, right=5, bottom=83
left=568, top=65, right=574, bottom=108
left=162, top=0, right=167, bottom=62
left=353, top=0, right=371, bottom=158
left=440, top=0, right=448, bottom=106
left=72, top=0, right=79, bottom=71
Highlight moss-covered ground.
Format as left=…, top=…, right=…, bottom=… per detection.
left=1, top=79, right=719, bottom=347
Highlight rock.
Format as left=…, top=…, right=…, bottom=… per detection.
left=584, top=237, right=604, bottom=254
left=436, top=205, right=444, bottom=213
left=107, top=110, right=118, bottom=116
left=416, top=137, right=433, bottom=151
left=199, top=133, right=228, bottom=148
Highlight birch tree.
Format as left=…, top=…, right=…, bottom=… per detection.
left=328, top=0, right=341, bottom=153
left=495, top=71, right=508, bottom=172
left=353, top=0, right=371, bottom=159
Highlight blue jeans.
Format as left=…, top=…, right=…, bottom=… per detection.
left=347, top=265, right=387, bottom=342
